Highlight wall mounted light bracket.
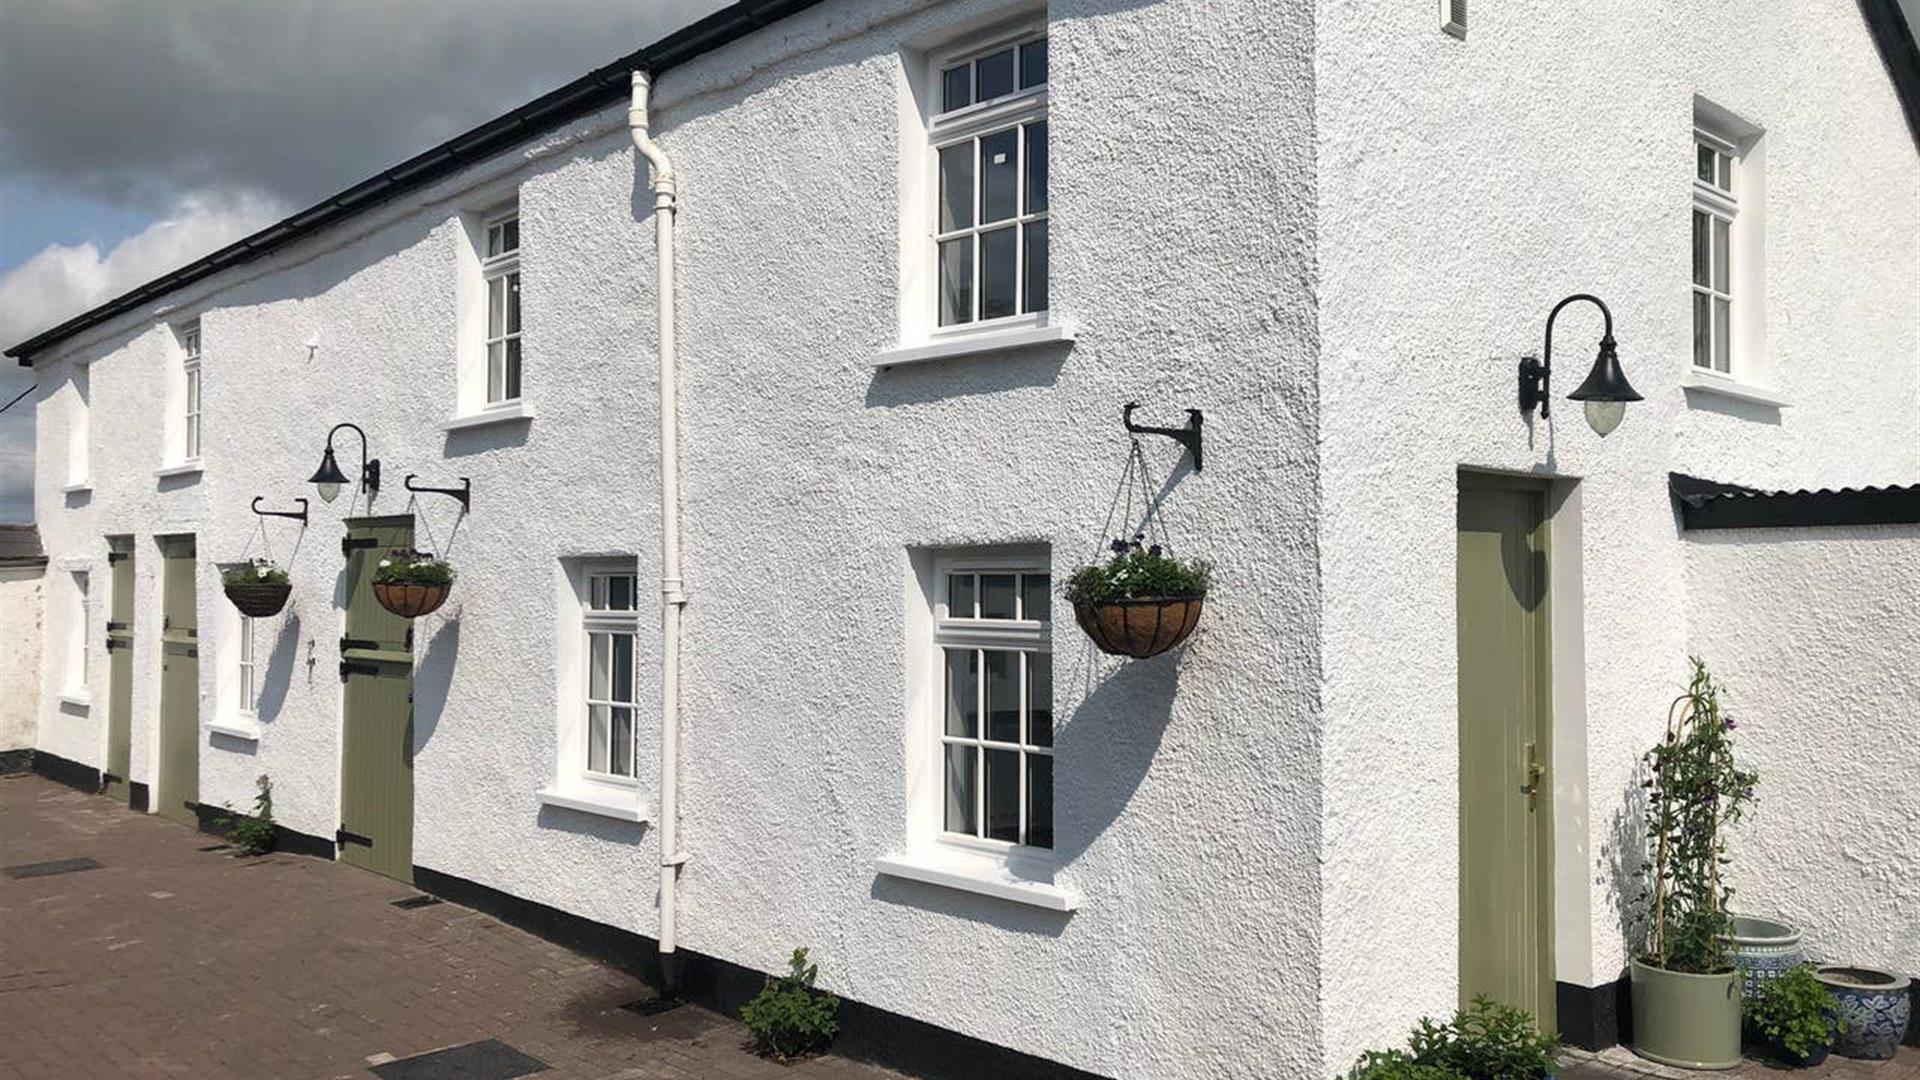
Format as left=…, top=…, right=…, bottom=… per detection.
left=403, top=474, right=471, bottom=512
left=1519, top=293, right=1643, bottom=437
left=309, top=422, right=380, bottom=504
left=250, top=496, right=310, bottom=525
left=1123, top=401, right=1204, bottom=472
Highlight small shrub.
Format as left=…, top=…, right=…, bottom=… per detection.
left=374, top=550, right=455, bottom=587
left=1747, top=965, right=1844, bottom=1060
left=223, top=775, right=276, bottom=856
left=1063, top=544, right=1211, bottom=604
left=1347, top=1049, right=1465, bottom=1080
left=222, top=561, right=288, bottom=587
left=740, top=947, right=840, bottom=1061
left=1407, top=997, right=1560, bottom=1079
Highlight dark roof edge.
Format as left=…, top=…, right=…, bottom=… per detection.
left=6, top=0, right=826, bottom=365
left=1860, top=0, right=1920, bottom=150
left=1670, top=472, right=1920, bottom=530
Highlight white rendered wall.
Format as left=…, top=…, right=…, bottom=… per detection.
left=1313, top=0, right=1918, bottom=1071
left=27, top=1, right=1325, bottom=1076
left=1686, top=524, right=1920, bottom=978
left=1, top=566, right=45, bottom=753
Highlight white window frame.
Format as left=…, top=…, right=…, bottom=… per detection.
left=926, top=26, right=1050, bottom=337
left=541, top=557, right=648, bottom=821
left=1691, top=129, right=1738, bottom=375
left=180, top=322, right=202, bottom=461
left=929, top=552, right=1054, bottom=855
left=581, top=567, right=641, bottom=782
left=482, top=209, right=522, bottom=405
left=72, top=570, right=91, bottom=693
left=236, top=615, right=257, bottom=718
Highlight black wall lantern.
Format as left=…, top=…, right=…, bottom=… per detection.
left=1518, top=293, right=1643, bottom=437
left=308, top=422, right=380, bottom=504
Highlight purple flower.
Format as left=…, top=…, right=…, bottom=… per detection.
left=1725, top=715, right=1737, bottom=730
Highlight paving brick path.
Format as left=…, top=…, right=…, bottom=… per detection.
left=1557, top=1038, right=1919, bottom=1079
left=0, top=774, right=907, bottom=1080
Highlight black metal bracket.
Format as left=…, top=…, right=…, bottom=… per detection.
left=335, top=827, right=373, bottom=848
left=339, top=660, right=380, bottom=680
left=251, top=496, right=309, bottom=525
left=342, top=535, right=380, bottom=556
left=339, top=636, right=378, bottom=652
left=1122, top=401, right=1204, bottom=472
left=404, top=474, right=471, bottom=512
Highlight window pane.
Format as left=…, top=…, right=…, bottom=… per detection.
left=944, top=744, right=976, bottom=834
left=488, top=276, right=505, bottom=337
left=984, top=748, right=1020, bottom=842
left=607, top=574, right=635, bottom=611
left=939, top=238, right=974, bottom=326
left=1696, top=143, right=1715, bottom=185
left=505, top=272, right=521, bottom=335
left=611, top=633, right=634, bottom=703
left=1027, top=652, right=1052, bottom=748
left=980, top=129, right=1019, bottom=223
left=610, top=706, right=634, bottom=777
left=944, top=648, right=978, bottom=737
left=504, top=338, right=522, bottom=400
left=1023, top=220, right=1049, bottom=314
left=589, top=632, right=611, bottom=700
left=487, top=224, right=503, bottom=259
left=938, top=143, right=974, bottom=232
left=1024, top=122, right=1048, bottom=214
left=976, top=48, right=1015, bottom=100
left=590, top=575, right=607, bottom=609
left=501, top=217, right=519, bottom=253
left=948, top=573, right=975, bottom=617
left=985, top=649, right=1019, bottom=743
left=1692, top=292, right=1712, bottom=368
left=186, top=370, right=201, bottom=411
left=1020, top=573, right=1050, bottom=623
left=1712, top=218, right=1730, bottom=293
left=980, top=226, right=1018, bottom=319
left=942, top=65, right=970, bottom=112
left=487, top=342, right=504, bottom=401
left=1691, top=211, right=1709, bottom=288
left=1019, top=39, right=1047, bottom=89
left=980, top=574, right=1016, bottom=618
left=1026, top=754, right=1053, bottom=848
left=1713, top=298, right=1731, bottom=372
left=1717, top=153, right=1732, bottom=192
left=589, top=703, right=610, bottom=773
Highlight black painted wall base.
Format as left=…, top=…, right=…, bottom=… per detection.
left=411, top=865, right=1109, bottom=1080
left=0, top=748, right=32, bottom=775
left=129, top=781, right=150, bottom=813
left=29, top=750, right=100, bottom=793
left=185, top=800, right=332, bottom=859
left=1557, top=977, right=1631, bottom=1050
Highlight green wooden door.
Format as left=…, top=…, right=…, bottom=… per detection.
left=1456, top=474, right=1555, bottom=1029
left=157, top=536, right=199, bottom=827
left=338, top=517, right=415, bottom=882
left=103, top=548, right=135, bottom=804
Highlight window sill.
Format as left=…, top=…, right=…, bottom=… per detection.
left=873, top=318, right=1075, bottom=369
left=536, top=783, right=649, bottom=823
left=874, top=846, right=1079, bottom=912
left=441, top=401, right=535, bottom=432
left=154, top=460, right=205, bottom=480
left=57, top=691, right=91, bottom=710
left=59, top=480, right=93, bottom=495
left=208, top=718, right=261, bottom=741
left=1682, top=369, right=1789, bottom=409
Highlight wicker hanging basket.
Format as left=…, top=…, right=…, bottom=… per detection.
left=373, top=581, right=451, bottom=619
left=224, top=581, right=292, bottom=618
left=1073, top=596, right=1205, bottom=659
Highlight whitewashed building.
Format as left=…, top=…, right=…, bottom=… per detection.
left=12, top=1, right=1919, bottom=1077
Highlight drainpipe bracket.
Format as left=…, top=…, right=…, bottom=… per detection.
left=662, top=851, right=689, bottom=867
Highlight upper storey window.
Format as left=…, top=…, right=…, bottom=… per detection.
left=932, top=33, right=1049, bottom=328
left=483, top=211, right=522, bottom=404
left=180, top=322, right=203, bottom=460
left=1691, top=132, right=1738, bottom=374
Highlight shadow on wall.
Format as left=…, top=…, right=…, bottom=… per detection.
left=537, top=805, right=650, bottom=845
left=1600, top=761, right=1651, bottom=972
left=864, top=344, right=1069, bottom=410
left=255, top=612, right=303, bottom=724
left=412, top=615, right=461, bottom=753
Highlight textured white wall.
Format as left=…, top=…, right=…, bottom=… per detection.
left=1, top=566, right=44, bottom=752
left=26, top=1, right=1324, bottom=1076
left=1686, top=524, right=1920, bottom=978
left=1313, top=0, right=1917, bottom=1070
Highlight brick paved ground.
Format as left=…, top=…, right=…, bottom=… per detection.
left=1557, top=1040, right=1919, bottom=1079
left=0, top=774, right=908, bottom=1080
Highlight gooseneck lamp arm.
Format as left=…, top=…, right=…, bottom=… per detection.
left=1520, top=293, right=1613, bottom=421
left=309, top=422, right=380, bottom=503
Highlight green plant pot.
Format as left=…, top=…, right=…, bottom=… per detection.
left=1630, top=959, right=1742, bottom=1070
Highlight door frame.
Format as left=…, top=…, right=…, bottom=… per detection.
left=102, top=539, right=135, bottom=805
left=1456, top=469, right=1556, bottom=1027
left=334, top=514, right=417, bottom=882
left=153, top=533, right=200, bottom=827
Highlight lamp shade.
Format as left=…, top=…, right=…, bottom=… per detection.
left=1566, top=337, right=1643, bottom=404
left=309, top=445, right=348, bottom=503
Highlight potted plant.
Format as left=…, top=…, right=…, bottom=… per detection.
left=222, top=560, right=291, bottom=617
left=1747, top=964, right=1844, bottom=1067
left=1065, top=541, right=1210, bottom=658
left=372, top=550, right=455, bottom=618
left=1629, top=657, right=1758, bottom=1071
left=1815, top=966, right=1911, bottom=1060
left=1730, top=914, right=1803, bottom=1000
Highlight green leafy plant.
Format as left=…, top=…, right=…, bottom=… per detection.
left=374, top=550, right=455, bottom=587
left=1346, top=1049, right=1465, bottom=1080
left=1637, top=657, right=1758, bottom=974
left=1064, top=544, right=1211, bottom=604
left=1350, top=998, right=1557, bottom=1080
left=221, top=775, right=276, bottom=856
left=1747, top=965, right=1844, bottom=1060
left=221, top=561, right=288, bottom=587
left=740, top=947, right=840, bottom=1062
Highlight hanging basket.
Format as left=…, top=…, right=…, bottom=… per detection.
left=1073, top=596, right=1205, bottom=659
left=373, top=581, right=451, bottom=619
left=224, top=581, right=292, bottom=618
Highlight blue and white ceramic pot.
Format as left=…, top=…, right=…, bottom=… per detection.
left=1815, top=966, right=1912, bottom=1060
left=1729, top=915, right=1802, bottom=999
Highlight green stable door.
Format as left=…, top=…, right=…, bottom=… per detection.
left=157, top=536, right=199, bottom=827
left=1456, top=475, right=1555, bottom=1030
left=103, top=547, right=135, bottom=805
left=338, top=517, right=416, bottom=882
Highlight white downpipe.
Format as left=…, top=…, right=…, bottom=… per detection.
left=630, top=70, right=686, bottom=980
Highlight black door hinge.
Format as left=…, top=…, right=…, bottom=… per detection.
left=342, top=536, right=380, bottom=555
left=340, top=660, right=380, bottom=680
left=340, top=636, right=378, bottom=652
left=335, top=828, right=373, bottom=848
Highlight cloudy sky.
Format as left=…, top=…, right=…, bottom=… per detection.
left=0, top=0, right=725, bottom=522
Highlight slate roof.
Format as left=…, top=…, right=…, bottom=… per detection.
left=1670, top=472, right=1920, bottom=529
